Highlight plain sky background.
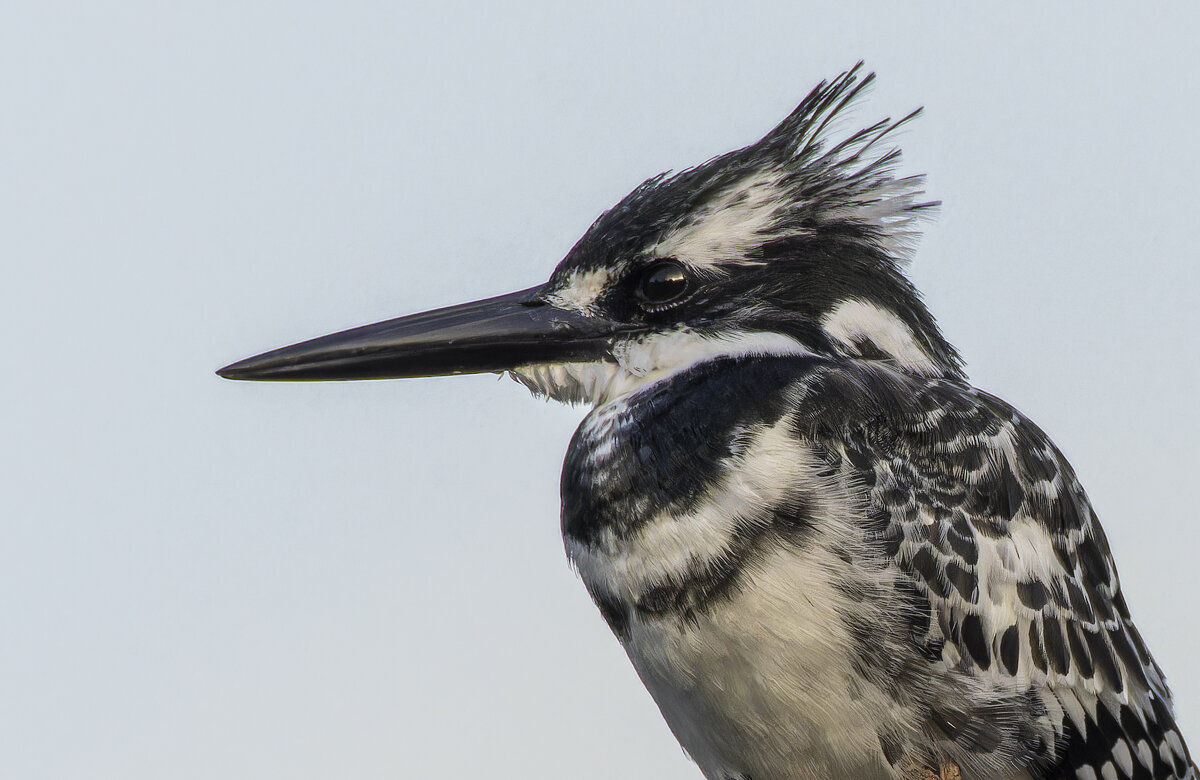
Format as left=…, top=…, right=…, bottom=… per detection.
left=3, top=3, right=1198, bottom=778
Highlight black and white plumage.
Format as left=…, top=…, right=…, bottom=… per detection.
left=219, top=66, right=1195, bottom=780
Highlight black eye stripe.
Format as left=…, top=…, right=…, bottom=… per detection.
left=637, top=259, right=692, bottom=308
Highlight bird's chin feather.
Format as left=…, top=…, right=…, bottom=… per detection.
left=506, top=358, right=673, bottom=406
left=508, top=361, right=622, bottom=406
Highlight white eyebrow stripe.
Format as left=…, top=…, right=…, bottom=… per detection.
left=650, top=171, right=791, bottom=270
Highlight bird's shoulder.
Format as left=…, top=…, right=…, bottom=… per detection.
left=788, top=357, right=1195, bottom=780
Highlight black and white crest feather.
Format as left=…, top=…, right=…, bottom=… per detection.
left=561, top=63, right=937, bottom=276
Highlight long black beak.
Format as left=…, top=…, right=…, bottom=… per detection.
left=217, top=285, right=623, bottom=381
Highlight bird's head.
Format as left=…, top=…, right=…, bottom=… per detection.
left=218, top=64, right=963, bottom=404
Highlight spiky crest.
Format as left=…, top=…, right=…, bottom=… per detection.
left=559, top=63, right=936, bottom=275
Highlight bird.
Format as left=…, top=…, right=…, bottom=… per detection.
left=218, top=65, right=1196, bottom=780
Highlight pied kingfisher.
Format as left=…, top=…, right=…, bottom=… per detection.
left=219, top=65, right=1195, bottom=780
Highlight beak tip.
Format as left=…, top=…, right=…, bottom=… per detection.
left=216, top=359, right=257, bottom=381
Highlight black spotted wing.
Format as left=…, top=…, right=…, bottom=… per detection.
left=796, top=362, right=1196, bottom=780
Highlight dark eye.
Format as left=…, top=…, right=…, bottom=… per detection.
left=636, top=260, right=691, bottom=308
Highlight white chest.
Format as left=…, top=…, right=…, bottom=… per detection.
left=565, top=415, right=915, bottom=778
left=620, top=543, right=906, bottom=780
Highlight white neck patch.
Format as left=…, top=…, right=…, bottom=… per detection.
left=509, top=329, right=809, bottom=407
left=819, top=298, right=939, bottom=376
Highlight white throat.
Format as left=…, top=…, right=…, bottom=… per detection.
left=509, top=329, right=810, bottom=407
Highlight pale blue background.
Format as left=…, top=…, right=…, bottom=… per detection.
left=3, top=3, right=1198, bottom=778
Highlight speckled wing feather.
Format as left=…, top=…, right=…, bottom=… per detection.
left=796, top=361, right=1197, bottom=780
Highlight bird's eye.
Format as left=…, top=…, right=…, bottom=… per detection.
left=636, top=260, right=691, bottom=308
